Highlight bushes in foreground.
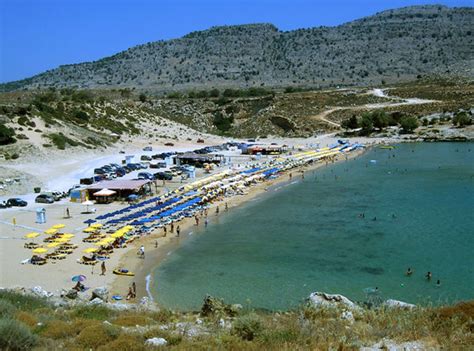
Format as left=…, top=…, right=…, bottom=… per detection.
left=0, top=290, right=473, bottom=349
left=0, top=318, right=38, bottom=351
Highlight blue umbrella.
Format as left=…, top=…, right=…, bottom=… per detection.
left=71, top=275, right=86, bottom=282
left=84, top=219, right=96, bottom=227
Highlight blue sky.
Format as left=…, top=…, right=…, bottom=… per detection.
left=0, top=0, right=471, bottom=83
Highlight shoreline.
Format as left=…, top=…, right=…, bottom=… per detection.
left=110, top=146, right=369, bottom=306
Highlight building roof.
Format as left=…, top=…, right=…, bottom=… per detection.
left=87, top=179, right=151, bottom=191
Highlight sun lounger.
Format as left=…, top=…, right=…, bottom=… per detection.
left=24, top=242, right=39, bottom=249
left=78, top=257, right=97, bottom=265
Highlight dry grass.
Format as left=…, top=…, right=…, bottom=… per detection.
left=1, top=291, right=473, bottom=350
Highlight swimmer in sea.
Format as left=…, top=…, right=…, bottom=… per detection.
left=436, top=279, right=441, bottom=287
left=425, top=271, right=432, bottom=280
left=405, top=267, right=413, bottom=276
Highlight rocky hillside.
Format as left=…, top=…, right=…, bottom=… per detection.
left=2, top=5, right=473, bottom=93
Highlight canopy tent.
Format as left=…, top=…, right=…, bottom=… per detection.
left=93, top=188, right=116, bottom=196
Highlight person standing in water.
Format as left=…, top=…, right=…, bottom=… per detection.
left=163, top=226, right=167, bottom=237
left=100, top=261, right=106, bottom=276
left=205, top=218, right=208, bottom=227
left=170, top=223, right=174, bottom=233
left=225, top=203, right=228, bottom=212
left=405, top=267, right=413, bottom=276
left=216, top=206, right=220, bottom=216
left=176, top=225, right=181, bottom=237
left=425, top=271, right=432, bottom=280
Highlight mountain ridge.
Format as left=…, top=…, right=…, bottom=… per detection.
left=2, top=5, right=473, bottom=92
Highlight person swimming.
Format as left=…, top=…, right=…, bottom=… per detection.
left=425, top=271, right=432, bottom=280
left=436, top=279, right=441, bottom=287
left=406, top=267, right=413, bottom=276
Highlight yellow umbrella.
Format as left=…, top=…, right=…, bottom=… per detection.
left=94, top=240, right=110, bottom=246
left=52, top=224, right=65, bottom=229
left=44, top=228, right=58, bottom=235
left=54, top=238, right=70, bottom=243
left=123, top=225, right=133, bottom=231
left=83, top=247, right=98, bottom=253
left=83, top=227, right=98, bottom=233
left=32, top=248, right=48, bottom=254
left=102, top=237, right=114, bottom=243
left=25, top=232, right=40, bottom=239
left=60, top=234, right=75, bottom=239
left=90, top=223, right=103, bottom=229
left=111, top=232, right=124, bottom=238
left=47, top=242, right=60, bottom=248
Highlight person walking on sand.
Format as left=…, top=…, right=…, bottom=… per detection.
left=170, top=223, right=174, bottom=233
left=155, top=240, right=158, bottom=249
left=100, top=261, right=106, bottom=275
left=195, top=216, right=199, bottom=226
left=163, top=226, right=167, bottom=237
left=66, top=207, right=70, bottom=218
left=216, top=206, right=220, bottom=216
left=139, top=245, right=145, bottom=259
left=225, top=202, right=228, bottom=212
left=176, top=225, right=181, bottom=237
left=132, top=282, right=137, bottom=297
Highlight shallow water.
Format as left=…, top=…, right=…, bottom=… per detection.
left=151, top=143, right=474, bottom=310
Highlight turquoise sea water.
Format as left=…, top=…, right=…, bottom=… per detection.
left=151, top=143, right=474, bottom=311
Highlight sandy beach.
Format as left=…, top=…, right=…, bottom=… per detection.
left=0, top=134, right=387, bottom=302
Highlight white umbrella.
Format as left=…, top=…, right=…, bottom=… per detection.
left=82, top=200, right=94, bottom=213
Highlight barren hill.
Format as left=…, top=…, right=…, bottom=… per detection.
left=1, top=5, right=473, bottom=92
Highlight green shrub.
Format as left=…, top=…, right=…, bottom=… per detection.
left=98, top=334, right=146, bottom=351
left=0, top=299, right=17, bottom=318
left=0, top=318, right=38, bottom=351
left=0, top=291, right=48, bottom=311
left=76, top=324, right=118, bottom=349
left=232, top=313, right=263, bottom=340
left=70, top=305, right=115, bottom=321
left=41, top=320, right=75, bottom=339
left=0, top=124, right=16, bottom=145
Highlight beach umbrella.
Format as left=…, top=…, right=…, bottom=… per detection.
left=32, top=248, right=48, bottom=254
left=90, top=223, right=103, bottom=229
left=52, top=224, right=65, bottom=229
left=101, top=237, right=115, bottom=243
left=24, top=232, right=40, bottom=239
left=111, top=232, right=124, bottom=238
left=44, top=228, right=58, bottom=235
left=83, top=247, right=98, bottom=253
left=83, top=219, right=96, bottom=227
left=82, top=200, right=94, bottom=213
left=71, top=274, right=86, bottom=282
left=60, top=233, right=75, bottom=239
left=47, top=242, right=60, bottom=248
left=53, top=237, right=70, bottom=243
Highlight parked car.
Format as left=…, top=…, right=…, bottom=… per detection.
left=140, top=155, right=152, bottom=161
left=42, top=192, right=62, bottom=201
left=197, top=138, right=205, bottom=143
left=0, top=201, right=10, bottom=209
left=143, top=146, right=153, bottom=151
left=150, top=161, right=166, bottom=169
left=154, top=172, right=173, bottom=181
left=164, top=142, right=174, bottom=146
left=137, top=172, right=154, bottom=180
left=94, top=168, right=107, bottom=175
left=35, top=194, right=55, bottom=204
left=6, top=198, right=28, bottom=207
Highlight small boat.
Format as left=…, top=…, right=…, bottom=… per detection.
left=113, top=269, right=135, bottom=276
left=379, top=145, right=395, bottom=150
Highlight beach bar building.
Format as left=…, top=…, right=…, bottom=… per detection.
left=86, top=179, right=152, bottom=202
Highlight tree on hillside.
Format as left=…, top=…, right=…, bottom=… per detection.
left=371, top=111, right=389, bottom=129
left=400, top=116, right=419, bottom=133
left=139, top=93, right=147, bottom=102
left=0, top=124, right=16, bottom=145
left=341, top=115, right=359, bottom=130
left=360, top=113, right=374, bottom=136
left=452, top=112, right=472, bottom=127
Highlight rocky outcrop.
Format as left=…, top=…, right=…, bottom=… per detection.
left=383, top=299, right=416, bottom=309
left=307, top=292, right=361, bottom=310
